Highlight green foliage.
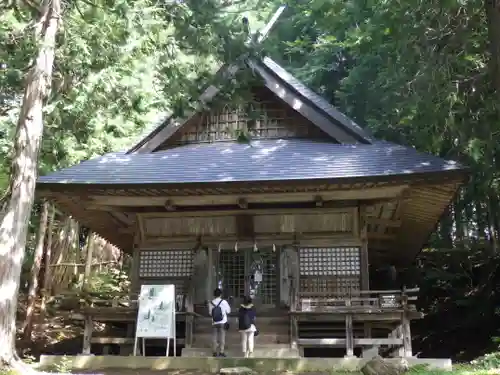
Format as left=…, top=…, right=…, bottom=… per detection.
left=0, top=0, right=262, bottom=176
left=471, top=352, right=500, bottom=370
left=79, top=267, right=130, bottom=297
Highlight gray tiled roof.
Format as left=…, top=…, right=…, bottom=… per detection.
left=38, top=139, right=465, bottom=185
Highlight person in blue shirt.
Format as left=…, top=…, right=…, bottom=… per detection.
left=238, top=296, right=257, bottom=358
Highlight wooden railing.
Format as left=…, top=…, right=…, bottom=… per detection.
left=295, top=287, right=419, bottom=312
left=53, top=289, right=199, bottom=354
left=288, top=287, right=419, bottom=357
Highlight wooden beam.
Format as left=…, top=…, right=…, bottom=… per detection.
left=368, top=233, right=396, bottom=241
left=109, top=212, right=134, bottom=226
left=139, top=233, right=362, bottom=250
left=88, top=185, right=409, bottom=207
left=94, top=205, right=360, bottom=217
left=143, top=232, right=357, bottom=243
left=366, top=218, right=402, bottom=227
left=298, top=338, right=404, bottom=347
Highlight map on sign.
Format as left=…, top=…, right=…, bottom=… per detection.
left=135, top=284, right=175, bottom=339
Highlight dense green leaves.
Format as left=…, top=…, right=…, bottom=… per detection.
left=0, top=0, right=261, bottom=179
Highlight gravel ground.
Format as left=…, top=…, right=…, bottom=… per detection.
left=74, top=372, right=235, bottom=375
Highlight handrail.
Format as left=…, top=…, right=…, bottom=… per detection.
left=298, top=288, right=419, bottom=298
left=296, top=288, right=418, bottom=312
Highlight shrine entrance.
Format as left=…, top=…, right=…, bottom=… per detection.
left=214, top=248, right=279, bottom=311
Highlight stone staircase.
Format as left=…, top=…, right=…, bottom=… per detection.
left=182, top=344, right=299, bottom=358
left=182, top=316, right=300, bottom=358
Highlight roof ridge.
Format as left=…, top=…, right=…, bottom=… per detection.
left=258, top=56, right=373, bottom=142
left=127, top=56, right=375, bottom=154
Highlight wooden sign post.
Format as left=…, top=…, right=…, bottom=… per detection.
left=133, top=284, right=176, bottom=357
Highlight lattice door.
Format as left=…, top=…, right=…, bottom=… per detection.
left=247, top=249, right=278, bottom=306
left=216, top=250, right=246, bottom=303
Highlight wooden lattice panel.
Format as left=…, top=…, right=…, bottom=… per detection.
left=161, top=87, right=330, bottom=147
left=299, top=276, right=360, bottom=296
left=299, top=247, right=361, bottom=297
left=139, top=250, right=193, bottom=278
left=299, top=247, right=361, bottom=276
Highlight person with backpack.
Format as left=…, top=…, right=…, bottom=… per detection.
left=238, top=296, right=257, bottom=358
left=208, top=288, right=231, bottom=357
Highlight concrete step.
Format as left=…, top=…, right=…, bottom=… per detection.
left=195, top=317, right=289, bottom=328
left=182, top=345, right=300, bottom=358
left=193, top=333, right=289, bottom=346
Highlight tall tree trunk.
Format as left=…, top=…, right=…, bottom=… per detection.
left=0, top=0, right=61, bottom=363
left=475, top=200, right=486, bottom=240
left=439, top=212, right=454, bottom=249
left=486, top=193, right=499, bottom=253
left=453, top=202, right=464, bottom=243
left=22, top=201, right=49, bottom=341
left=39, top=204, right=55, bottom=326
left=485, top=0, right=500, bottom=93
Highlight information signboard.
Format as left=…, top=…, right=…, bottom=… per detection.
left=133, top=284, right=176, bottom=356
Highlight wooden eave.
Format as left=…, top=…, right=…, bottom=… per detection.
left=36, top=167, right=467, bottom=195
left=38, top=170, right=468, bottom=261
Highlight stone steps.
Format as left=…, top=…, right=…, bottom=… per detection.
left=182, top=345, right=300, bottom=358
left=193, top=332, right=290, bottom=347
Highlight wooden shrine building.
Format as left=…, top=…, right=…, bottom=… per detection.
left=37, top=56, right=468, bottom=358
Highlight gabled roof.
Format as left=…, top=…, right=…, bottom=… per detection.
left=38, top=139, right=465, bottom=186
left=127, top=57, right=374, bottom=154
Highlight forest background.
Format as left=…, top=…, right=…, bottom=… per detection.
left=2, top=0, right=500, bottom=365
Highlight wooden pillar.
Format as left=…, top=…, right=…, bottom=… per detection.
left=127, top=235, right=140, bottom=338
left=359, top=205, right=372, bottom=342
left=402, top=313, right=412, bottom=357
left=289, top=279, right=298, bottom=350
left=401, top=288, right=413, bottom=357
left=290, top=316, right=298, bottom=350
left=185, top=273, right=195, bottom=348
left=82, top=315, right=93, bottom=355
left=288, top=244, right=300, bottom=350
left=389, top=324, right=404, bottom=357
left=358, top=205, right=370, bottom=290
left=345, top=299, right=354, bottom=357
left=82, top=233, right=94, bottom=290
left=208, top=247, right=214, bottom=299
left=130, top=246, right=140, bottom=295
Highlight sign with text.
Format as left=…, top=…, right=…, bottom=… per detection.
left=135, top=284, right=176, bottom=339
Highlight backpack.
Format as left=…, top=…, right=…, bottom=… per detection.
left=211, top=300, right=224, bottom=323
left=238, top=307, right=252, bottom=330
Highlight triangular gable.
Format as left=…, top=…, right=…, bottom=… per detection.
left=127, top=57, right=373, bottom=154
left=155, top=86, right=333, bottom=149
